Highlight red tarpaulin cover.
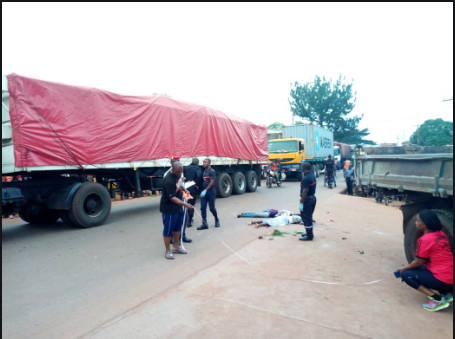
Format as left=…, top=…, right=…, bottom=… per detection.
left=7, top=74, right=268, bottom=168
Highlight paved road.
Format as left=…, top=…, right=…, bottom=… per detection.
left=2, top=172, right=453, bottom=338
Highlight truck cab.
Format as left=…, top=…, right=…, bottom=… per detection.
left=268, top=138, right=305, bottom=180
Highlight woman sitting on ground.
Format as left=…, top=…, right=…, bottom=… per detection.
left=248, top=214, right=302, bottom=228
left=397, top=209, right=453, bottom=312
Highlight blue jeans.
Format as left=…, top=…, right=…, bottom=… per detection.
left=240, top=210, right=271, bottom=218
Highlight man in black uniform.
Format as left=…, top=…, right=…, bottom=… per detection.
left=197, top=158, right=221, bottom=230
left=299, top=162, right=317, bottom=241
left=183, top=157, right=203, bottom=233
left=325, top=155, right=335, bottom=188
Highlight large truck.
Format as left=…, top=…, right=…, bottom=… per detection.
left=354, top=145, right=453, bottom=263
left=268, top=124, right=333, bottom=180
left=333, top=141, right=352, bottom=169
left=2, top=74, right=268, bottom=228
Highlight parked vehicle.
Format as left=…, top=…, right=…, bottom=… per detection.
left=354, top=144, right=453, bottom=263
left=268, top=124, right=333, bottom=180
left=2, top=74, right=268, bottom=227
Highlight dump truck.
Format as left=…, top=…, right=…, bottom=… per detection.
left=2, top=74, right=268, bottom=227
left=354, top=145, right=453, bottom=263
left=268, top=124, right=333, bottom=180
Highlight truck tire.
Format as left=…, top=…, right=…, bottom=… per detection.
left=216, top=172, right=232, bottom=198
left=68, top=182, right=111, bottom=228
left=60, top=210, right=78, bottom=227
left=404, top=209, right=453, bottom=263
left=245, top=170, right=258, bottom=192
left=232, top=172, right=246, bottom=195
left=18, top=202, right=60, bottom=225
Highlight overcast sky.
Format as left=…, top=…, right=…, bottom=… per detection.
left=2, top=2, right=453, bottom=144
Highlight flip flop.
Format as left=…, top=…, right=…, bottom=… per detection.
left=164, top=252, right=175, bottom=260
left=172, top=247, right=188, bottom=254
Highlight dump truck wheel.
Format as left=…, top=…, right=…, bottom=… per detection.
left=245, top=170, right=258, bottom=192
left=232, top=172, right=246, bottom=195
left=216, top=172, right=232, bottom=198
left=68, top=183, right=111, bottom=228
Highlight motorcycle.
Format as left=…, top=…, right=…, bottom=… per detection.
left=266, top=169, right=286, bottom=188
left=324, top=171, right=335, bottom=189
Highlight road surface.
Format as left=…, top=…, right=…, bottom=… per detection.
left=2, top=172, right=453, bottom=338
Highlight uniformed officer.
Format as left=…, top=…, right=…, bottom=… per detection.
left=197, top=158, right=221, bottom=230
left=183, top=157, right=203, bottom=231
left=324, top=154, right=335, bottom=188
left=299, top=162, right=317, bottom=241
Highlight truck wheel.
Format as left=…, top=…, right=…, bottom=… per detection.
left=60, top=210, right=78, bottom=227
left=18, top=202, right=60, bottom=225
left=68, top=182, right=111, bottom=228
left=266, top=177, right=272, bottom=188
left=232, top=172, right=246, bottom=195
left=245, top=170, right=258, bottom=192
left=404, top=209, right=453, bottom=263
left=215, top=173, right=232, bottom=198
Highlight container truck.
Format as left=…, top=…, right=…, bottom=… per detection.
left=333, top=141, right=352, bottom=169
left=2, top=74, right=268, bottom=228
left=268, top=124, right=333, bottom=180
left=354, top=144, right=453, bottom=263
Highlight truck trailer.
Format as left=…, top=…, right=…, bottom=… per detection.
left=354, top=145, right=453, bottom=263
left=2, top=74, right=268, bottom=228
left=268, top=124, right=333, bottom=180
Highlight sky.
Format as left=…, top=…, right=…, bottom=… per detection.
left=2, top=2, right=453, bottom=145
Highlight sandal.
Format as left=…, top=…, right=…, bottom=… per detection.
left=164, top=251, right=175, bottom=260
left=172, top=247, right=188, bottom=254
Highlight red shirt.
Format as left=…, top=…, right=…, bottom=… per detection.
left=416, top=231, right=453, bottom=284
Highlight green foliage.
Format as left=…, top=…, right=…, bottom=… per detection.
left=268, top=122, right=285, bottom=130
left=289, top=75, right=375, bottom=145
left=409, top=119, right=453, bottom=146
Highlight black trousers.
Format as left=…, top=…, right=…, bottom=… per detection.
left=301, top=195, right=316, bottom=237
left=346, top=177, right=353, bottom=195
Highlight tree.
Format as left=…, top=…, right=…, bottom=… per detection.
left=267, top=122, right=285, bottom=130
left=409, top=119, right=453, bottom=146
left=289, top=75, right=375, bottom=145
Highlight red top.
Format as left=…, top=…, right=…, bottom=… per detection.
left=416, top=230, right=453, bottom=284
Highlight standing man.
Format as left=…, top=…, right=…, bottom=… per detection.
left=344, top=162, right=355, bottom=196
left=324, top=155, right=335, bottom=188
left=183, top=157, right=203, bottom=233
left=163, top=156, right=188, bottom=244
left=299, top=162, right=317, bottom=241
left=197, top=158, right=221, bottom=230
left=160, top=161, right=193, bottom=259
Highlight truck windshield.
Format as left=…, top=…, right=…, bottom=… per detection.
left=268, top=140, right=298, bottom=153
left=334, top=147, right=340, bottom=156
